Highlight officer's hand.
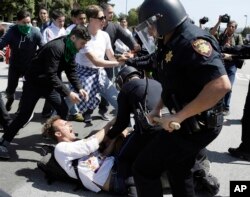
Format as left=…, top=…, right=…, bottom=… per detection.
left=69, top=91, right=81, bottom=104
left=147, top=109, right=162, bottom=125
left=79, top=89, right=89, bottom=101
left=153, top=114, right=181, bottom=132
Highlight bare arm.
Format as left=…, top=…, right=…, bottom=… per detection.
left=85, top=50, right=120, bottom=68
left=94, top=119, right=116, bottom=144
left=210, top=16, right=221, bottom=36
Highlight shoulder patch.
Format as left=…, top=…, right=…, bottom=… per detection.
left=192, top=39, right=212, bottom=57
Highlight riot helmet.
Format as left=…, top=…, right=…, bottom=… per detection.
left=138, top=0, right=188, bottom=35
left=115, top=66, right=143, bottom=90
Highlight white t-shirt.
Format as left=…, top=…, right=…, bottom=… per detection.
left=75, top=29, right=113, bottom=69
left=54, top=136, right=114, bottom=193
left=43, top=22, right=66, bottom=43
left=66, top=24, right=76, bottom=34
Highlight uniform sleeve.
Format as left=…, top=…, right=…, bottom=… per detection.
left=107, top=90, right=132, bottom=139
left=184, top=39, right=227, bottom=87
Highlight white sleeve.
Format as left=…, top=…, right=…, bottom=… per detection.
left=55, top=137, right=99, bottom=160
left=42, top=28, right=48, bottom=43
left=104, top=32, right=112, bottom=50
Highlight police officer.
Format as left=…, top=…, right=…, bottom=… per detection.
left=103, top=66, right=162, bottom=177
left=132, top=0, right=231, bottom=197
left=223, top=45, right=250, bottom=161
left=0, top=25, right=90, bottom=159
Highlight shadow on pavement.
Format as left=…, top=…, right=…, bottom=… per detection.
left=207, top=150, right=250, bottom=165
left=15, top=167, right=123, bottom=197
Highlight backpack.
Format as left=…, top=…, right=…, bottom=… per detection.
left=37, top=144, right=86, bottom=190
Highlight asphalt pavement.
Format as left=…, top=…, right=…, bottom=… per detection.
left=0, top=60, right=250, bottom=197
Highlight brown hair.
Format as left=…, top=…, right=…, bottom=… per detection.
left=42, top=115, right=61, bottom=141
left=85, top=5, right=103, bottom=20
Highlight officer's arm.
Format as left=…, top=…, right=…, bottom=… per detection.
left=175, top=75, right=231, bottom=123
left=107, top=91, right=132, bottom=139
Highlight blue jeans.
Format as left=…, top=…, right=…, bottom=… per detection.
left=99, top=74, right=118, bottom=110
left=223, top=64, right=237, bottom=110
left=67, top=73, right=118, bottom=115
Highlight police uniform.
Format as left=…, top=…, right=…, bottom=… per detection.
left=226, top=44, right=250, bottom=160
left=132, top=19, right=227, bottom=197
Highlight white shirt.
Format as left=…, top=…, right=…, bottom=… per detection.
left=42, top=22, right=66, bottom=43
left=54, top=136, right=114, bottom=193
left=75, top=30, right=113, bottom=69
left=66, top=24, right=76, bottom=34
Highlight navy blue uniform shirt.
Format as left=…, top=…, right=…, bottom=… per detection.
left=156, top=20, right=227, bottom=109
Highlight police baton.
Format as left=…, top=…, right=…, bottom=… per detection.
left=153, top=117, right=181, bottom=130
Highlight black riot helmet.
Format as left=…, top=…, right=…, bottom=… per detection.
left=115, top=66, right=143, bottom=90
left=138, top=0, right=188, bottom=35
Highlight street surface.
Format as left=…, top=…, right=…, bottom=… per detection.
left=1, top=60, right=250, bottom=197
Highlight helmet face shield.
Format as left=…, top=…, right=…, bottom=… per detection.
left=135, top=15, right=159, bottom=54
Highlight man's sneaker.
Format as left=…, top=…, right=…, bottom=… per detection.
left=5, top=97, right=14, bottom=111
left=98, top=110, right=110, bottom=121
left=68, top=113, right=84, bottom=122
left=84, top=112, right=92, bottom=123
left=228, top=147, right=250, bottom=161
left=0, top=145, right=10, bottom=159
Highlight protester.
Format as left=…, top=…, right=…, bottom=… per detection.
left=0, top=25, right=90, bottom=160
left=0, top=9, right=44, bottom=112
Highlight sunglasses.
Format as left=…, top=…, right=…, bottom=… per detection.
left=94, top=16, right=106, bottom=21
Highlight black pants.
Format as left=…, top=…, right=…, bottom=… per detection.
left=132, top=126, right=221, bottom=197
left=2, top=81, right=68, bottom=143
left=241, top=80, right=250, bottom=151
left=0, top=93, right=11, bottom=130
left=6, top=65, right=26, bottom=97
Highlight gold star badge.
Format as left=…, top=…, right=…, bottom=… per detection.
left=192, top=39, right=212, bottom=57
left=165, top=51, right=173, bottom=63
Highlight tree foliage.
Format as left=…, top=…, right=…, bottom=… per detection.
left=0, top=0, right=111, bottom=22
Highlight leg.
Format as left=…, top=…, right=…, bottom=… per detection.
left=1, top=81, right=40, bottom=144
left=41, top=100, right=54, bottom=118
left=241, top=80, right=250, bottom=149
left=223, top=65, right=237, bottom=115
left=117, top=131, right=157, bottom=178
left=133, top=127, right=221, bottom=197
left=0, top=92, right=11, bottom=130
left=99, top=75, right=118, bottom=111
left=228, top=80, right=250, bottom=160
left=45, top=89, right=68, bottom=120
left=98, top=67, right=114, bottom=118
left=5, top=66, right=21, bottom=111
